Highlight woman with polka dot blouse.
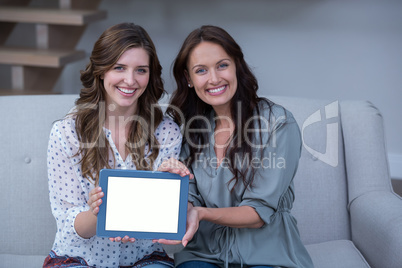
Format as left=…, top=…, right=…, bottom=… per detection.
left=43, top=23, right=183, bottom=268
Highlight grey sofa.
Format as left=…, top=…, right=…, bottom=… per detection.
left=1, top=94, right=401, bottom=268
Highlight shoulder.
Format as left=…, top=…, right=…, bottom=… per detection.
left=252, top=99, right=301, bottom=149
left=51, top=112, right=76, bottom=134
left=254, top=99, right=300, bottom=144
left=256, top=98, right=297, bottom=126
left=154, top=116, right=182, bottom=143
left=154, top=117, right=183, bottom=160
left=155, top=116, right=181, bottom=134
left=49, top=113, right=79, bottom=153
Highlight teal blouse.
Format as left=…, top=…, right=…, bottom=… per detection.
left=174, top=101, right=314, bottom=268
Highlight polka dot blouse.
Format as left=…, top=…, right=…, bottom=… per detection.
left=47, top=113, right=182, bottom=267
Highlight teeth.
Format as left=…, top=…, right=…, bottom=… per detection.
left=208, top=86, right=225, bottom=93
left=117, top=87, right=135, bottom=94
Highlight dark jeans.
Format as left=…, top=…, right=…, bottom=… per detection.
left=177, top=261, right=273, bottom=268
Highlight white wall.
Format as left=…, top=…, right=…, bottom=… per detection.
left=51, top=0, right=402, bottom=178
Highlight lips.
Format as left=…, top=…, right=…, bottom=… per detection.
left=206, top=85, right=226, bottom=95
left=117, top=87, right=136, bottom=95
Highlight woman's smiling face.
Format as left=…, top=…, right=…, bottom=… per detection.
left=102, top=47, right=150, bottom=113
left=186, top=41, right=237, bottom=113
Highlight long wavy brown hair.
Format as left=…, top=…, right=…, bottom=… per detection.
left=167, top=25, right=273, bottom=191
left=74, top=23, right=165, bottom=185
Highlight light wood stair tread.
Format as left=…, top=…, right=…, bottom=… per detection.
left=0, top=6, right=107, bottom=25
left=0, top=89, right=61, bottom=95
left=0, top=46, right=86, bottom=67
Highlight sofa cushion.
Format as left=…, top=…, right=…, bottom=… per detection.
left=0, top=254, right=47, bottom=268
left=306, top=240, right=370, bottom=268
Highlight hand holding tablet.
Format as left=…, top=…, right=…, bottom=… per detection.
left=96, top=169, right=189, bottom=240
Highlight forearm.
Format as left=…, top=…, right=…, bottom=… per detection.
left=74, top=210, right=98, bottom=239
left=195, top=205, right=264, bottom=229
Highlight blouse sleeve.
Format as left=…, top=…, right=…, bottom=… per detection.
left=239, top=109, right=302, bottom=225
left=179, top=144, right=206, bottom=207
left=47, top=119, right=93, bottom=245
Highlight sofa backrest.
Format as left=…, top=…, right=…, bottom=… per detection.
left=0, top=94, right=351, bottom=257
left=0, top=94, right=77, bottom=256
left=269, top=96, right=350, bottom=245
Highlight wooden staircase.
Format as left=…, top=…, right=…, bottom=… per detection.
left=0, top=0, right=106, bottom=95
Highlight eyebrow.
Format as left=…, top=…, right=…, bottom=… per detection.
left=191, top=58, right=231, bottom=71
left=114, top=63, right=150, bottom=68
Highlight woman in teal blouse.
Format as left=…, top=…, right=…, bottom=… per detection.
left=164, top=25, right=313, bottom=268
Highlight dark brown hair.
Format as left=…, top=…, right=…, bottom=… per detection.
left=74, top=22, right=165, bottom=185
left=167, top=25, right=272, bottom=191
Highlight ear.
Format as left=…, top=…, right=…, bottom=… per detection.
left=184, top=70, right=192, bottom=87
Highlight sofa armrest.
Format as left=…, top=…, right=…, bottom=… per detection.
left=350, top=190, right=402, bottom=268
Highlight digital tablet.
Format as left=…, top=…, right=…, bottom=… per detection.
left=96, top=169, right=189, bottom=240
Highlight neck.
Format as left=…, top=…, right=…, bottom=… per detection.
left=213, top=103, right=232, bottom=120
left=105, top=103, right=138, bottom=130
left=213, top=111, right=234, bottom=133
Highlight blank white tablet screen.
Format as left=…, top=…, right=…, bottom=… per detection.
left=105, top=176, right=181, bottom=233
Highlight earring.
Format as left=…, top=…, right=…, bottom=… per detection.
left=188, top=83, right=191, bottom=88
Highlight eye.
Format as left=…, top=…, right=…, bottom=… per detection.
left=113, top=66, right=124, bottom=71
left=195, top=68, right=206, bottom=74
left=218, top=62, right=229, bottom=69
left=137, top=68, right=148, bottom=74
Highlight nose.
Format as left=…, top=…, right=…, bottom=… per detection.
left=209, top=70, right=220, bottom=85
left=124, top=72, right=136, bottom=86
